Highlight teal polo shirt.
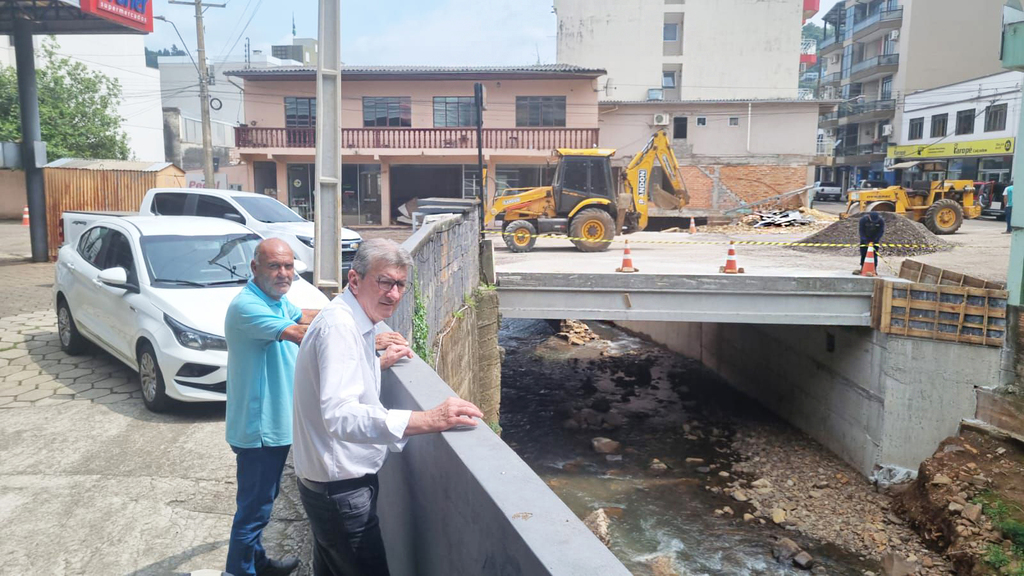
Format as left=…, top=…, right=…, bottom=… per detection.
left=224, top=280, right=302, bottom=448
left=1007, top=185, right=1014, bottom=208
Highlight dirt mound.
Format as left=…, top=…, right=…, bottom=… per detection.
left=893, top=430, right=1024, bottom=575
left=792, top=212, right=951, bottom=257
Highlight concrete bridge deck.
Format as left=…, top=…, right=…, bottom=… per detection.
left=497, top=272, right=881, bottom=326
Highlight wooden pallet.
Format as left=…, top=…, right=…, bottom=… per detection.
left=898, top=259, right=1006, bottom=290
left=878, top=280, right=1007, bottom=347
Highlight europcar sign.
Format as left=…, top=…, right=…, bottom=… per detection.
left=80, top=0, right=153, bottom=33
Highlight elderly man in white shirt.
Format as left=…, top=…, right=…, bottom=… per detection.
left=292, top=238, right=483, bottom=576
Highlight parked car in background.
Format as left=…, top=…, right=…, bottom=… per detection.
left=853, top=179, right=890, bottom=191
left=138, top=188, right=362, bottom=279
left=54, top=216, right=329, bottom=412
left=812, top=181, right=842, bottom=202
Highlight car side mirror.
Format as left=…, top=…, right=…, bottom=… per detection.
left=98, top=267, right=129, bottom=288
left=224, top=213, right=245, bottom=225
left=293, top=260, right=309, bottom=275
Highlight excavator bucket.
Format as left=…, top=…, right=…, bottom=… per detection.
left=652, top=185, right=685, bottom=210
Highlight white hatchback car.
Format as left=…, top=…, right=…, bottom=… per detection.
left=54, top=216, right=328, bottom=412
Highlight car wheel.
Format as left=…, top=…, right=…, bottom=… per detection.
left=138, top=341, right=172, bottom=413
left=56, top=297, right=87, bottom=355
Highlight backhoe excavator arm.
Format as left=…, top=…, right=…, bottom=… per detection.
left=622, top=130, right=690, bottom=231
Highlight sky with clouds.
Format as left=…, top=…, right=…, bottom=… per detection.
left=145, top=0, right=558, bottom=67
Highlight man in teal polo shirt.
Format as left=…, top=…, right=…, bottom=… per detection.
left=225, top=238, right=316, bottom=576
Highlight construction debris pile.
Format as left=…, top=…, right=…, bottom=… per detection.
left=794, top=212, right=951, bottom=257
left=673, top=207, right=837, bottom=236
left=741, top=209, right=814, bottom=228
left=556, top=319, right=601, bottom=346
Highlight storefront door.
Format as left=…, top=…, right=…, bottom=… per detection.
left=287, top=163, right=315, bottom=220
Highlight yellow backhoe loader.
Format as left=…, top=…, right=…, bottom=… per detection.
left=843, top=160, right=981, bottom=234
left=485, top=130, right=690, bottom=252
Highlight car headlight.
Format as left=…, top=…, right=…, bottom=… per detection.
left=296, top=235, right=315, bottom=249
left=164, top=314, right=227, bottom=351
left=347, top=241, right=360, bottom=251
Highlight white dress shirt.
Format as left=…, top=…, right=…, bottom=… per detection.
left=292, top=289, right=412, bottom=482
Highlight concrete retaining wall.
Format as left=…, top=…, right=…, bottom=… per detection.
left=619, top=320, right=1002, bottom=475
left=377, top=355, right=629, bottom=575
left=390, top=210, right=500, bottom=423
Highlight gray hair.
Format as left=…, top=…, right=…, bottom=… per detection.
left=352, top=238, right=412, bottom=277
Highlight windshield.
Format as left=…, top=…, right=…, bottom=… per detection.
left=234, top=196, right=306, bottom=223
left=141, top=233, right=260, bottom=287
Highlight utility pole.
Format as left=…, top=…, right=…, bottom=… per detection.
left=474, top=82, right=485, bottom=234
left=169, top=0, right=225, bottom=188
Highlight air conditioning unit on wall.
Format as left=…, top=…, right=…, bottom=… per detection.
left=829, top=54, right=840, bottom=65
left=889, top=30, right=900, bottom=41
left=882, top=125, right=893, bottom=137
left=653, top=113, right=671, bottom=126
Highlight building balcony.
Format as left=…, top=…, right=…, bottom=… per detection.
left=819, top=110, right=839, bottom=129
left=820, top=33, right=843, bottom=55
left=235, top=126, right=600, bottom=154
left=804, top=0, right=820, bottom=20
left=836, top=142, right=888, bottom=165
left=849, top=53, right=899, bottom=84
left=839, top=98, right=896, bottom=125
left=851, top=8, right=903, bottom=43
left=821, top=71, right=841, bottom=86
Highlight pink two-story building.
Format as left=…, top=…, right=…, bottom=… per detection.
left=225, top=65, right=604, bottom=225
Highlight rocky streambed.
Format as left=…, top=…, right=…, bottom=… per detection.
left=498, top=319, right=948, bottom=575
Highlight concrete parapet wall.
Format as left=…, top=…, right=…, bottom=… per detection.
left=618, top=320, right=1001, bottom=476
left=377, top=356, right=629, bottom=575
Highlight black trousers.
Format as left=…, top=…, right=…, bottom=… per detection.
left=859, top=239, right=880, bottom=266
left=297, top=475, right=390, bottom=576
left=1007, top=206, right=1013, bottom=233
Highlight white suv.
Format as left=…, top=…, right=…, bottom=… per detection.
left=139, top=188, right=361, bottom=278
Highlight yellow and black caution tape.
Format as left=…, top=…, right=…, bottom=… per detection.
left=482, top=229, right=950, bottom=250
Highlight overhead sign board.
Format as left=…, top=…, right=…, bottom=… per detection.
left=79, top=0, right=153, bottom=33
left=887, top=137, right=1015, bottom=159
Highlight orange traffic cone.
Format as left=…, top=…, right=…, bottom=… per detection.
left=719, top=241, right=745, bottom=274
left=616, top=240, right=639, bottom=273
left=858, top=242, right=877, bottom=277
left=21, top=206, right=29, bottom=227
left=689, top=217, right=697, bottom=234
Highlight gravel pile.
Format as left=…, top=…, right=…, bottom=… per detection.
left=792, top=212, right=951, bottom=257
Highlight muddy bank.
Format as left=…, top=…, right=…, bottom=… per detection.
left=499, top=319, right=936, bottom=574
left=894, top=430, right=1024, bottom=575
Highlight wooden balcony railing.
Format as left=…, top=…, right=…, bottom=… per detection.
left=235, top=126, right=600, bottom=151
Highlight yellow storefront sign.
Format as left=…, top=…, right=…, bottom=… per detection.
left=887, top=137, right=1015, bottom=158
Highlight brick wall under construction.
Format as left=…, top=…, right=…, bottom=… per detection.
left=676, top=164, right=810, bottom=213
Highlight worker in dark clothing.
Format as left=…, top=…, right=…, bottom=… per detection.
left=856, top=212, right=885, bottom=276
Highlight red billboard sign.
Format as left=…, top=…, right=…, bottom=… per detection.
left=79, top=0, right=153, bottom=33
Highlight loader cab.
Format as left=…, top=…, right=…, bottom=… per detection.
left=552, top=152, right=615, bottom=215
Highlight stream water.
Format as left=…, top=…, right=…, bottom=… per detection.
left=498, top=319, right=878, bottom=576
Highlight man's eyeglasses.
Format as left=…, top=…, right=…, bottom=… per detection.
left=377, top=276, right=408, bottom=294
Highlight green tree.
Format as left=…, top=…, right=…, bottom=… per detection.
left=0, top=37, right=131, bottom=160
left=802, top=22, right=825, bottom=43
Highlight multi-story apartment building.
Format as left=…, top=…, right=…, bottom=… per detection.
left=554, top=0, right=829, bottom=214
left=888, top=71, right=1021, bottom=185
left=271, top=38, right=317, bottom=67
left=553, top=0, right=819, bottom=101
left=225, top=65, right=604, bottom=225
left=817, top=0, right=1005, bottom=190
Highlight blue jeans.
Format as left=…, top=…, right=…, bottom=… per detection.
left=296, top=475, right=390, bottom=576
left=226, top=444, right=291, bottom=576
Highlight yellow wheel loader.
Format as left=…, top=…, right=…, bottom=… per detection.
left=485, top=130, right=690, bottom=253
left=843, top=161, right=981, bottom=235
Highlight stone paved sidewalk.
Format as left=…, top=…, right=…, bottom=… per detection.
left=0, top=310, right=142, bottom=409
